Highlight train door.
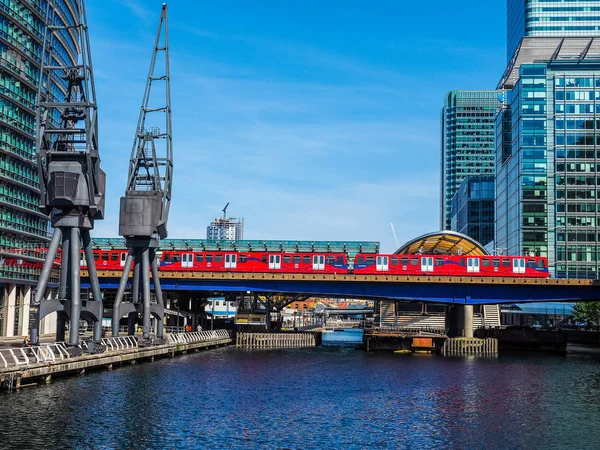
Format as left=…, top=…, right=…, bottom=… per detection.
left=376, top=256, right=389, bottom=271
left=268, top=255, right=281, bottom=269
left=120, top=252, right=127, bottom=267
left=421, top=256, right=433, bottom=272
left=182, top=253, right=194, bottom=268
left=312, top=255, right=325, bottom=270
left=225, top=254, right=237, bottom=269
left=512, top=258, right=525, bottom=274
left=467, top=258, right=480, bottom=273
left=80, top=252, right=87, bottom=267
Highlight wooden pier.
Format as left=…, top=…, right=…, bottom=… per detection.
left=236, top=332, right=317, bottom=349
left=442, top=337, right=498, bottom=355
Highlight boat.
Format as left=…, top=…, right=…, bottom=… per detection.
left=205, top=297, right=238, bottom=321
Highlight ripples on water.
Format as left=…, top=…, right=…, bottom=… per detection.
left=2, top=347, right=600, bottom=449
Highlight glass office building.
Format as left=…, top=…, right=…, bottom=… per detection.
left=1, top=1, right=79, bottom=336
left=496, top=57, right=600, bottom=279
left=440, top=90, right=500, bottom=230
left=507, top=0, right=600, bottom=62
left=450, top=176, right=495, bottom=248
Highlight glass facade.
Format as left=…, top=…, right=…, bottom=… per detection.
left=496, top=62, right=600, bottom=279
left=450, top=175, right=495, bottom=247
left=0, top=0, right=79, bottom=283
left=441, top=90, right=500, bottom=230
left=508, top=0, right=600, bottom=62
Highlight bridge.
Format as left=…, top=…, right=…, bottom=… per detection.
left=84, top=270, right=600, bottom=305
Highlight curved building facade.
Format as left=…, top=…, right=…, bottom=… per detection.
left=0, top=0, right=79, bottom=335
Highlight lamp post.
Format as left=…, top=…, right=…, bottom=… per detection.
left=173, top=298, right=180, bottom=331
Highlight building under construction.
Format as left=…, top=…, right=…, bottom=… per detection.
left=207, top=217, right=244, bottom=241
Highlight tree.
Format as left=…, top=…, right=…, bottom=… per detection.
left=571, top=302, right=600, bottom=324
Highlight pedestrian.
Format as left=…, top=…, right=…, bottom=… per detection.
left=197, top=324, right=202, bottom=332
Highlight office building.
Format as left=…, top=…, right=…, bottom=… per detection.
left=450, top=175, right=494, bottom=247
left=507, top=0, right=600, bottom=63
left=496, top=36, right=600, bottom=278
left=0, top=0, right=79, bottom=335
left=440, top=90, right=499, bottom=230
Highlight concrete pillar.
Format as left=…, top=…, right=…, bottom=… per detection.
left=462, top=305, right=474, bottom=338
left=4, top=284, right=17, bottom=337
left=20, top=286, right=31, bottom=337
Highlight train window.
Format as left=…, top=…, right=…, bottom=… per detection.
left=205, top=255, right=213, bottom=263
left=111, top=253, right=118, bottom=261
left=492, top=258, right=500, bottom=267
left=262, top=255, right=267, bottom=263
left=366, top=256, right=375, bottom=264
left=215, top=301, right=220, bottom=306
left=94, top=253, right=100, bottom=260
left=356, top=256, right=365, bottom=264
left=101, top=253, right=108, bottom=261
left=527, top=260, right=536, bottom=268
left=336, top=256, right=344, bottom=265
left=239, top=255, right=247, bottom=263
left=435, top=258, right=443, bottom=266
left=302, top=256, right=311, bottom=264
left=327, top=256, right=335, bottom=264
left=502, top=259, right=510, bottom=267
left=401, top=257, right=409, bottom=265
left=196, top=254, right=204, bottom=262
left=215, top=255, right=223, bottom=263
left=481, top=259, right=490, bottom=267
left=411, top=257, right=419, bottom=265
left=163, top=253, right=172, bottom=263
left=391, top=257, right=399, bottom=265
left=537, top=260, right=545, bottom=268
left=173, top=254, right=181, bottom=263
left=284, top=256, right=291, bottom=264
left=459, top=258, right=465, bottom=267
left=293, top=256, right=301, bottom=264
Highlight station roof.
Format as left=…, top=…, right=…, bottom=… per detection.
left=394, top=231, right=489, bottom=256
left=91, top=238, right=380, bottom=256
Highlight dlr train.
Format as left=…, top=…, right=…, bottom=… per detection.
left=57, top=248, right=549, bottom=278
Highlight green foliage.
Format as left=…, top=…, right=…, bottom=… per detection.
left=572, top=302, right=600, bottom=323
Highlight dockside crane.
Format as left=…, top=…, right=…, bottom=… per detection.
left=30, top=0, right=106, bottom=355
left=112, top=4, right=173, bottom=344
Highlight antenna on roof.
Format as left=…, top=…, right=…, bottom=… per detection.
left=223, top=202, right=229, bottom=219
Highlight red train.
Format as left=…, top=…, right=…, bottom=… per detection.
left=59, top=249, right=550, bottom=277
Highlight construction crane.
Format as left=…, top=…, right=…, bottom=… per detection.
left=390, top=223, right=401, bottom=249
left=222, top=202, right=229, bottom=219
left=30, top=0, right=105, bottom=355
left=112, top=4, right=172, bottom=344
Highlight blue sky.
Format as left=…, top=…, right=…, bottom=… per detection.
left=86, top=0, right=506, bottom=251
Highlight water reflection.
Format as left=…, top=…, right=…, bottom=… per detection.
left=1, top=348, right=600, bottom=448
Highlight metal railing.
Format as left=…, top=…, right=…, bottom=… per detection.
left=167, top=330, right=230, bottom=344
left=0, top=342, right=70, bottom=369
left=100, top=336, right=139, bottom=351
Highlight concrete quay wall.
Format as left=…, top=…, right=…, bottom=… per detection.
left=0, top=337, right=232, bottom=390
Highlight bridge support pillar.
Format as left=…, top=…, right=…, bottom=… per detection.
left=445, top=304, right=474, bottom=338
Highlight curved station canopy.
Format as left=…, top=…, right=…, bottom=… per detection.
left=395, top=231, right=489, bottom=256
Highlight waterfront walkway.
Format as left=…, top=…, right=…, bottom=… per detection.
left=0, top=330, right=231, bottom=389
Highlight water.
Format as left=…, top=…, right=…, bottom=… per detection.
left=2, top=347, right=600, bottom=449
left=321, top=328, right=363, bottom=346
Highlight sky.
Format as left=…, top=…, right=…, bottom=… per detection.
left=85, top=0, right=507, bottom=252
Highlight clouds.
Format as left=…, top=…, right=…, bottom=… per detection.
left=86, top=0, right=504, bottom=252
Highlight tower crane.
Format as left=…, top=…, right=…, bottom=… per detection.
left=112, top=4, right=173, bottom=344
left=223, top=202, right=229, bottom=219
left=30, top=0, right=105, bottom=355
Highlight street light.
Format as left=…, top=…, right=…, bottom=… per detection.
left=173, top=298, right=180, bottom=331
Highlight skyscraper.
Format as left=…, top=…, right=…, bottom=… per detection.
left=507, top=0, right=600, bottom=63
left=450, top=176, right=495, bottom=247
left=496, top=30, right=600, bottom=277
left=1, top=0, right=80, bottom=335
left=440, top=90, right=499, bottom=230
